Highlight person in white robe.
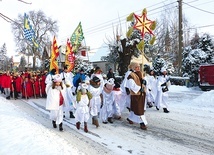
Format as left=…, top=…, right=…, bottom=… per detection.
left=120, top=63, right=135, bottom=112
left=88, top=76, right=102, bottom=128
left=45, top=74, right=68, bottom=131
left=60, top=66, right=75, bottom=118
left=144, top=69, right=158, bottom=108
left=155, top=67, right=171, bottom=113
left=126, top=62, right=148, bottom=130
left=112, top=82, right=123, bottom=120
left=74, top=83, right=92, bottom=133
left=100, top=78, right=115, bottom=124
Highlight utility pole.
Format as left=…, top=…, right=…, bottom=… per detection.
left=178, top=0, right=183, bottom=75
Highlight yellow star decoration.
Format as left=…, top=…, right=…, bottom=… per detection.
left=133, top=12, right=154, bottom=38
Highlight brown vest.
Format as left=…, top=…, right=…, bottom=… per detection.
left=127, top=72, right=146, bottom=95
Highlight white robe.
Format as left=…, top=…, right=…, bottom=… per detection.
left=100, top=90, right=114, bottom=122
left=112, top=89, right=124, bottom=116
left=155, top=75, right=170, bottom=109
left=127, top=78, right=148, bottom=125
left=74, top=94, right=90, bottom=123
left=120, top=70, right=132, bottom=109
left=145, top=75, right=158, bottom=104
left=88, top=85, right=102, bottom=116
left=60, top=72, right=76, bottom=113
left=45, top=83, right=68, bottom=124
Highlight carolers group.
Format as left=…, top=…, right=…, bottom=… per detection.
left=0, top=69, right=47, bottom=100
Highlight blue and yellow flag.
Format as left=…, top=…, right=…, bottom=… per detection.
left=23, top=13, right=39, bottom=48
left=23, top=13, right=34, bottom=41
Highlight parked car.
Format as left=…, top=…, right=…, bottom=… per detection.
left=198, top=64, right=214, bottom=91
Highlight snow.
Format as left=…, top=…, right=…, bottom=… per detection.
left=0, top=85, right=214, bottom=155
left=0, top=98, right=83, bottom=155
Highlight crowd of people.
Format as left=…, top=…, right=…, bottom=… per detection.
left=0, top=62, right=171, bottom=132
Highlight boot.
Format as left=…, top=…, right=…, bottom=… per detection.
left=6, top=96, right=10, bottom=100
left=94, top=119, right=99, bottom=128
left=147, top=102, right=153, bottom=108
left=163, top=108, right=170, bottom=113
left=59, top=123, right=63, bottom=131
left=156, top=106, right=159, bottom=110
left=92, top=117, right=95, bottom=125
left=84, top=122, right=88, bottom=133
left=127, top=118, right=133, bottom=124
left=69, top=111, right=75, bottom=118
left=107, top=117, right=113, bottom=123
left=76, top=122, right=81, bottom=130
left=140, top=123, right=147, bottom=130
left=52, top=120, right=57, bottom=128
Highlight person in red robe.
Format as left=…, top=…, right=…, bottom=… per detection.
left=40, top=71, right=47, bottom=98
left=22, top=77, right=33, bottom=99
left=4, top=71, right=12, bottom=99
left=15, top=73, right=22, bottom=94
left=33, top=75, right=40, bottom=98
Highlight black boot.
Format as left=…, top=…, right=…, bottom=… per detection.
left=107, top=117, right=113, bottom=123
left=52, top=120, right=57, bottom=128
left=6, top=96, right=10, bottom=100
left=163, top=108, right=170, bottom=113
left=140, top=123, right=147, bottom=130
left=84, top=122, right=88, bottom=133
left=156, top=106, right=159, bottom=110
left=76, top=122, right=81, bottom=130
left=69, top=111, right=75, bottom=118
left=59, top=123, right=63, bottom=131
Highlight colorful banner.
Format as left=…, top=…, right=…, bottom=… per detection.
left=49, top=36, right=59, bottom=73
left=70, top=22, right=84, bottom=52
left=65, top=39, right=75, bottom=72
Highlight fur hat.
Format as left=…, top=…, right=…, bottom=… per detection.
left=107, top=78, right=115, bottom=85
left=92, top=76, right=100, bottom=83
left=53, top=74, right=62, bottom=82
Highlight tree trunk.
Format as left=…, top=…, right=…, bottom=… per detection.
left=118, top=39, right=132, bottom=76
left=33, top=55, right=36, bottom=71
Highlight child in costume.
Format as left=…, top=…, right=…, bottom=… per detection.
left=45, top=74, right=68, bottom=131
left=74, top=83, right=92, bottom=133
left=100, top=78, right=115, bottom=124
left=88, top=76, right=102, bottom=128
left=112, top=82, right=124, bottom=120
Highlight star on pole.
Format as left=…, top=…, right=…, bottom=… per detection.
left=133, top=12, right=155, bottom=38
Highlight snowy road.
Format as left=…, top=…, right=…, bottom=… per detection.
left=3, top=86, right=214, bottom=155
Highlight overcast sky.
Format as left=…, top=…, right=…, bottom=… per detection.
left=1, top=0, right=214, bottom=57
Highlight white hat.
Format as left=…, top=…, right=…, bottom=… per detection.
left=107, top=78, right=115, bottom=85
left=161, top=67, right=167, bottom=73
left=81, top=83, right=88, bottom=89
left=53, top=74, right=62, bottom=82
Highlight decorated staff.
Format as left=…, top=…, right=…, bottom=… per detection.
left=126, top=8, right=156, bottom=52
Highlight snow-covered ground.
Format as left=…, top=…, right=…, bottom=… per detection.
left=0, top=85, right=214, bottom=155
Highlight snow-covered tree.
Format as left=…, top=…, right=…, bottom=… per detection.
left=152, top=55, right=167, bottom=76
left=182, top=47, right=208, bottom=86
left=19, top=56, right=27, bottom=71
left=182, top=33, right=214, bottom=85
left=12, top=10, right=58, bottom=70
left=198, top=34, right=214, bottom=64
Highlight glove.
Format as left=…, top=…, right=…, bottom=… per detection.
left=62, top=78, right=65, bottom=80
left=125, top=87, right=130, bottom=95
left=161, top=82, right=166, bottom=87
left=141, top=79, right=147, bottom=86
left=148, top=89, right=151, bottom=91
left=140, top=88, right=144, bottom=92
left=162, top=87, right=168, bottom=92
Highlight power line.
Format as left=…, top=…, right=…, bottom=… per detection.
left=183, top=1, right=214, bottom=15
